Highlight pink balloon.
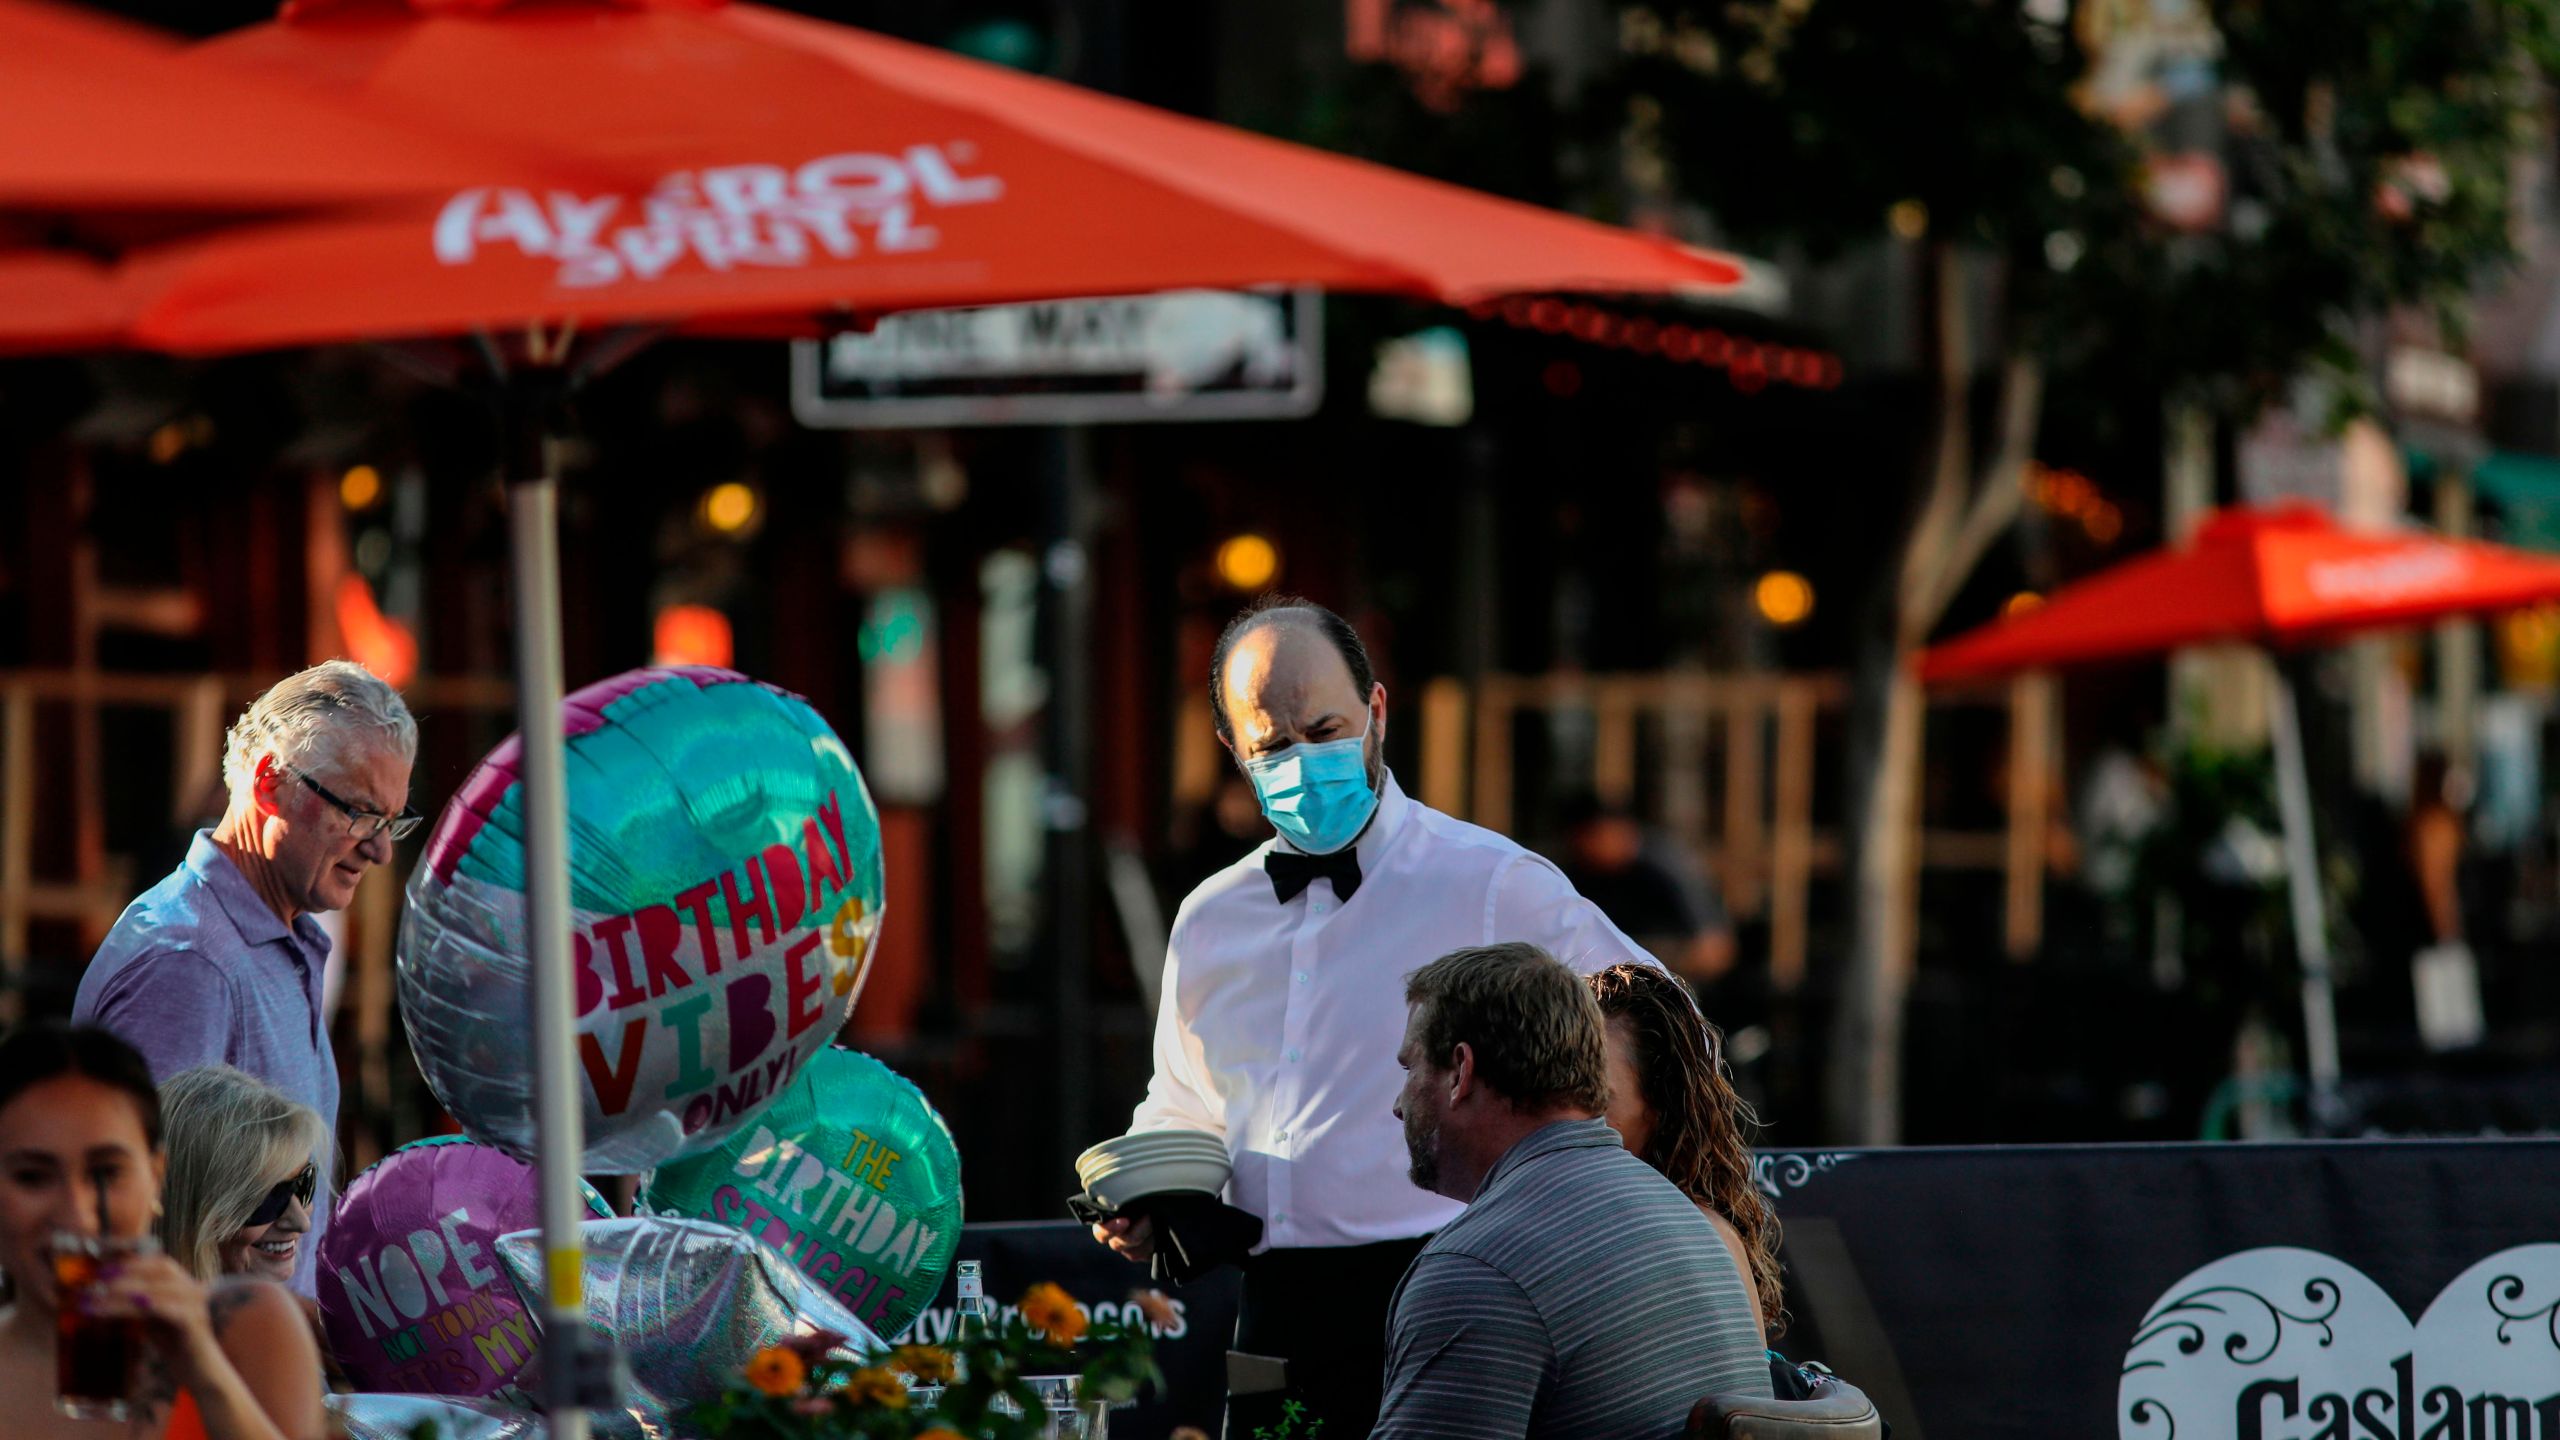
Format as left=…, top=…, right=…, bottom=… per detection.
left=318, top=1138, right=607, bottom=1397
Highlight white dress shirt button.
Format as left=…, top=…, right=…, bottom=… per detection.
left=1295, top=971, right=1309, bottom=985
left=1285, top=1047, right=1302, bottom=1063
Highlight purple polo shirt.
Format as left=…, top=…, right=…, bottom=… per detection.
left=74, top=830, right=339, bottom=1295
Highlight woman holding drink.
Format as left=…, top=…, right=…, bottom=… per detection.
left=0, top=1025, right=323, bottom=1440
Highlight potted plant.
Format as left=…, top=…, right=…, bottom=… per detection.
left=689, top=1284, right=1177, bottom=1440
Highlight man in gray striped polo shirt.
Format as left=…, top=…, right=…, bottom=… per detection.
left=1377, top=942, right=1770, bottom=1440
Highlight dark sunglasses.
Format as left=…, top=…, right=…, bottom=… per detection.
left=296, top=771, right=423, bottom=842
left=245, top=1163, right=317, bottom=1228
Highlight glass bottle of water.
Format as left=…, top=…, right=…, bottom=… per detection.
left=955, top=1260, right=990, bottom=1342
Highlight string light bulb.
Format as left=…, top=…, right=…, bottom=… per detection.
left=1215, top=533, right=1281, bottom=591
left=1754, top=570, right=1815, bottom=627
left=700, top=481, right=761, bottom=536
left=340, top=464, right=384, bottom=511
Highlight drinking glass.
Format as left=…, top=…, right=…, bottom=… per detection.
left=50, top=1232, right=154, bottom=1421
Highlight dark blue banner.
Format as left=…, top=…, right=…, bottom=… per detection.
left=1757, top=1140, right=2560, bottom=1440
left=943, top=1140, right=2560, bottom=1440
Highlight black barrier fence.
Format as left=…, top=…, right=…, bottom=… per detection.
left=1759, top=1140, right=2560, bottom=1440
left=943, top=1140, right=2560, bottom=1440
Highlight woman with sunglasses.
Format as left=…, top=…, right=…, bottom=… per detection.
left=157, top=1068, right=328, bottom=1289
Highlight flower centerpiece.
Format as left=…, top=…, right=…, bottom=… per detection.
left=689, top=1285, right=1176, bottom=1440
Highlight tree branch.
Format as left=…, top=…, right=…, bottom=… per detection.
left=1915, top=351, right=2045, bottom=631
left=1897, top=242, right=1976, bottom=635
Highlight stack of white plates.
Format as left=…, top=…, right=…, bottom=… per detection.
left=1074, top=1130, right=1232, bottom=1210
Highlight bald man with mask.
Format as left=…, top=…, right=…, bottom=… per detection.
left=1092, top=597, right=1658, bottom=1439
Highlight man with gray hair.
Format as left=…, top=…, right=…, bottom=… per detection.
left=77, top=660, right=418, bottom=1294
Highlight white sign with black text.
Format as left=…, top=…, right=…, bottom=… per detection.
left=791, top=288, right=1321, bottom=428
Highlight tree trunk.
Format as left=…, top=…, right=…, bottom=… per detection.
left=1829, top=608, right=1926, bottom=1143
left=1825, top=243, right=2045, bottom=1144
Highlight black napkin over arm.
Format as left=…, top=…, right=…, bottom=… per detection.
left=1066, top=1189, right=1265, bottom=1286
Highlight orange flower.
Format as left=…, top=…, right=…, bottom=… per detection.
left=1019, top=1282, right=1088, bottom=1346
left=890, top=1344, right=957, bottom=1384
left=1170, top=1428, right=1213, bottom=1440
left=744, top=1345, right=807, bottom=1397
left=1132, top=1290, right=1179, bottom=1331
left=845, top=1366, right=909, bottom=1408
left=918, top=1431, right=966, bottom=1440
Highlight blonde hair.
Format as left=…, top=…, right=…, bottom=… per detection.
left=221, top=660, right=416, bottom=805
left=156, top=1066, right=332, bottom=1282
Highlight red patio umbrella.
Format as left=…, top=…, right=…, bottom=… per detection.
left=1920, top=504, right=2560, bottom=1125
left=61, top=11, right=1781, bottom=1430
left=0, top=250, right=130, bottom=354
left=105, top=0, right=1764, bottom=352
left=1920, top=504, right=2560, bottom=681
left=1, top=0, right=613, bottom=362
left=0, top=0, right=570, bottom=221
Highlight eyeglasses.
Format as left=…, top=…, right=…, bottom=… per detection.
left=296, top=771, right=422, bottom=842
left=244, top=1163, right=317, bottom=1228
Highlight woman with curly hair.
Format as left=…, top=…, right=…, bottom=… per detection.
left=1587, top=962, right=1784, bottom=1341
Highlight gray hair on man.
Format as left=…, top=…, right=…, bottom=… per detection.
left=221, top=660, right=418, bottom=803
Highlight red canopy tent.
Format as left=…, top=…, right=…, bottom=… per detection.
left=1920, top=505, right=2560, bottom=1123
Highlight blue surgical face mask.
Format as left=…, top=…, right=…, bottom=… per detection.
left=1242, top=714, right=1380, bottom=856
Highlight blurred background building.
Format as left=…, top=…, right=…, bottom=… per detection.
left=10, top=0, right=2560, bottom=1217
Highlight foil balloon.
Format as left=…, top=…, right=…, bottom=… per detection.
left=496, top=1215, right=885, bottom=1440
left=330, top=1393, right=546, bottom=1440
left=319, top=1137, right=614, bottom=1397
left=401, top=666, right=886, bottom=1173
left=639, top=1046, right=963, bottom=1339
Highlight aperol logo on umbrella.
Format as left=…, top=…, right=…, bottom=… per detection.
left=432, top=141, right=1004, bottom=287
left=2300, top=548, right=2469, bottom=604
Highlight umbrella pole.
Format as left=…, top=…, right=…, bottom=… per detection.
left=504, top=383, right=593, bottom=1440
left=2268, top=667, right=2345, bottom=1131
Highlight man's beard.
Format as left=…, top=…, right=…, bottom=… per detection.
left=1403, top=1103, right=1442, bottom=1193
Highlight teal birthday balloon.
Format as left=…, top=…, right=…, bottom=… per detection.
left=401, top=667, right=888, bottom=1174
left=639, top=1047, right=960, bottom=1339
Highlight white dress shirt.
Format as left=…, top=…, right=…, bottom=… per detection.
left=1131, top=773, right=1658, bottom=1249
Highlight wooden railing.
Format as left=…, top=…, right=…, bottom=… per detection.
left=1413, top=669, right=2057, bottom=987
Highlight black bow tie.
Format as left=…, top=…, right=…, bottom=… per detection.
left=1266, top=848, right=1362, bottom=904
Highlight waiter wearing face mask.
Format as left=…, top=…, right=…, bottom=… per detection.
left=1092, top=596, right=1658, bottom=1439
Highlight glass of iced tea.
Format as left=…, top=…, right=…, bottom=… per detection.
left=49, top=1231, right=153, bottom=1421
